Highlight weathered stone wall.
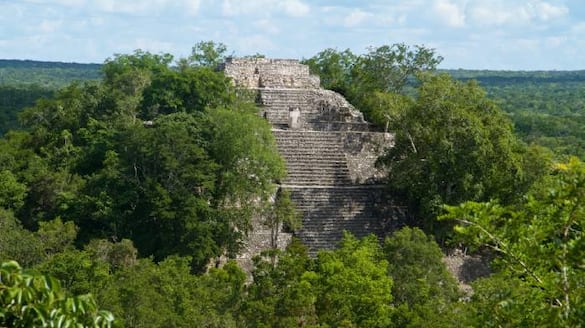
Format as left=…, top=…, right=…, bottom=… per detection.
left=220, top=57, right=320, bottom=89
left=236, top=212, right=292, bottom=273
left=342, top=132, right=393, bottom=184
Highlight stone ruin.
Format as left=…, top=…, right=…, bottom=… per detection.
left=221, top=57, right=405, bottom=267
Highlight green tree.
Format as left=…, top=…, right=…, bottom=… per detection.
left=302, top=48, right=358, bottom=96
left=441, top=157, right=585, bottom=327
left=381, top=73, right=531, bottom=230
left=383, top=227, right=461, bottom=327
left=0, top=260, right=117, bottom=328
left=303, top=44, right=442, bottom=110
left=207, top=106, right=286, bottom=256
left=264, top=188, right=301, bottom=250
left=188, top=41, right=230, bottom=68
left=0, top=170, right=27, bottom=210
left=7, top=47, right=286, bottom=271
left=85, top=239, right=138, bottom=273
left=242, top=239, right=318, bottom=327
left=100, top=256, right=242, bottom=327
left=244, top=234, right=398, bottom=327
left=35, top=249, right=110, bottom=297
left=314, top=233, right=394, bottom=328
left=141, top=66, right=235, bottom=119
left=36, top=217, right=78, bottom=256
left=353, top=43, right=443, bottom=95
left=0, top=209, right=44, bottom=267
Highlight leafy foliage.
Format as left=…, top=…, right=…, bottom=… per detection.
left=0, top=260, right=117, bottom=328
left=441, top=157, right=585, bottom=326
left=315, top=233, right=394, bottom=327
left=244, top=234, right=394, bottom=328
left=303, top=44, right=442, bottom=113
left=446, top=69, right=585, bottom=159
left=0, top=60, right=101, bottom=87
left=0, top=209, right=44, bottom=267
left=2, top=48, right=284, bottom=272
left=99, top=256, right=243, bottom=327
left=384, top=227, right=460, bottom=326
left=188, top=41, right=230, bottom=68
left=380, top=73, right=535, bottom=229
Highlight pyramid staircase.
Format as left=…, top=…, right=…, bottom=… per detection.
left=261, top=90, right=390, bottom=254
left=222, top=58, right=397, bottom=256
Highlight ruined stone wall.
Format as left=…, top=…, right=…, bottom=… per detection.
left=221, top=57, right=320, bottom=89
left=342, top=132, right=393, bottom=184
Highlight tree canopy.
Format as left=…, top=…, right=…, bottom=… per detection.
left=0, top=260, right=117, bottom=328
left=441, top=157, right=585, bottom=326
left=1, top=48, right=284, bottom=272
left=2, top=41, right=584, bottom=327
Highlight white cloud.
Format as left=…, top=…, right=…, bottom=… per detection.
left=221, top=0, right=309, bottom=17
left=234, top=35, right=277, bottom=55
left=254, top=19, right=280, bottom=34
left=433, top=0, right=465, bottom=27
left=128, top=38, right=177, bottom=53
left=90, top=16, right=105, bottom=26
left=545, top=36, right=566, bottom=48
left=0, top=2, right=25, bottom=20
left=39, top=19, right=63, bottom=33
left=182, top=0, right=201, bottom=15
left=466, top=2, right=516, bottom=26
left=14, top=0, right=85, bottom=5
left=530, top=1, right=568, bottom=21
left=90, top=0, right=200, bottom=16
left=570, top=22, right=585, bottom=35
left=466, top=0, right=568, bottom=26
left=343, top=9, right=370, bottom=27
left=281, top=0, right=310, bottom=17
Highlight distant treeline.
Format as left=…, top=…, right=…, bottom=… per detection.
left=0, top=59, right=101, bottom=134
left=443, top=69, right=585, bottom=158
left=0, top=59, right=101, bottom=87
left=444, top=69, right=585, bottom=85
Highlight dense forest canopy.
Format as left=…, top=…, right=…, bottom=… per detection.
left=0, top=59, right=101, bottom=87
left=1, top=42, right=584, bottom=327
left=0, top=59, right=101, bottom=135
left=444, top=69, right=585, bottom=158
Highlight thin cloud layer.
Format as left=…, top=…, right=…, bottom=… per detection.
left=0, top=0, right=582, bottom=69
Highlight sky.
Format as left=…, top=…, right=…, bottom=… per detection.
left=0, top=0, right=584, bottom=70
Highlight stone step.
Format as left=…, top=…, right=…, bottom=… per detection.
left=282, top=179, right=353, bottom=186
left=285, top=188, right=387, bottom=247
left=275, top=138, right=342, bottom=144
left=284, top=178, right=351, bottom=185
left=284, top=168, right=351, bottom=173
left=281, top=160, right=347, bottom=167
left=276, top=144, right=343, bottom=149
left=285, top=171, right=350, bottom=177
left=298, top=194, right=374, bottom=201
left=284, top=171, right=350, bottom=176
left=280, top=155, right=346, bottom=162
left=267, top=112, right=343, bottom=120
left=274, top=132, right=342, bottom=138
left=283, top=177, right=352, bottom=184
left=277, top=143, right=343, bottom=148
left=284, top=167, right=350, bottom=173
left=281, top=158, right=347, bottom=163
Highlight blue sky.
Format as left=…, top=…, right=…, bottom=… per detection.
left=1, top=0, right=583, bottom=69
